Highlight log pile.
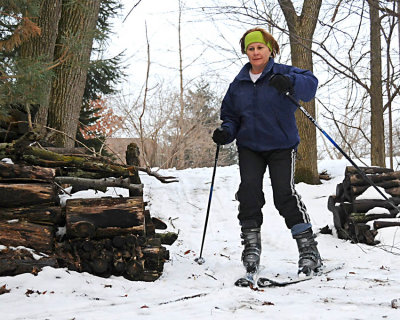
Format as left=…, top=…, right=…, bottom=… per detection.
left=328, top=166, right=400, bottom=245
left=0, top=150, right=176, bottom=281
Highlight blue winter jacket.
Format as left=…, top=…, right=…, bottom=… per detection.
left=220, top=58, right=318, bottom=152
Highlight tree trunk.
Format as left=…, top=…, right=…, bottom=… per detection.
left=47, top=0, right=101, bottom=147
left=19, top=0, right=62, bottom=128
left=368, top=0, right=386, bottom=166
left=279, top=0, right=322, bottom=184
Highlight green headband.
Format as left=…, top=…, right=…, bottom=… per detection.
left=244, top=31, right=273, bottom=52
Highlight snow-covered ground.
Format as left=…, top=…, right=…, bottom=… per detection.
left=1, top=158, right=400, bottom=319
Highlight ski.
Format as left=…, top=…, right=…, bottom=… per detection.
left=257, top=263, right=345, bottom=288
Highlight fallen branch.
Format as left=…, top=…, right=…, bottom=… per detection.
left=158, top=292, right=209, bottom=305
left=136, top=166, right=178, bottom=183
left=55, top=176, right=143, bottom=194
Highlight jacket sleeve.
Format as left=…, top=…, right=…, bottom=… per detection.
left=220, top=84, right=240, bottom=144
left=286, top=67, right=318, bottom=102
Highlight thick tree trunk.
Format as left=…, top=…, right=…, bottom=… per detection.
left=19, top=0, right=62, bottom=128
left=47, top=0, right=101, bottom=147
left=279, top=0, right=322, bottom=184
left=368, top=0, right=386, bottom=166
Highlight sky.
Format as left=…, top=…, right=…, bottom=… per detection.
left=107, top=0, right=242, bottom=97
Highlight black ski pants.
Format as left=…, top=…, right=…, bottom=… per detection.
left=236, top=147, right=310, bottom=229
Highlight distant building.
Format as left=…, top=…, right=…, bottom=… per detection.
left=106, top=137, right=161, bottom=166
left=105, top=137, right=139, bottom=164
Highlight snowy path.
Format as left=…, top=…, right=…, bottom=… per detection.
left=1, top=160, right=400, bottom=319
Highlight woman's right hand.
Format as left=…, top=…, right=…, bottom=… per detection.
left=212, top=127, right=230, bottom=145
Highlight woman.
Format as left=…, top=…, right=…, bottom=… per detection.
left=212, top=27, right=322, bottom=286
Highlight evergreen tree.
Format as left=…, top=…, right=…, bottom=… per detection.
left=0, top=0, right=126, bottom=150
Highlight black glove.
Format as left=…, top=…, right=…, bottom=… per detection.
left=269, top=73, right=293, bottom=94
left=212, top=127, right=230, bottom=145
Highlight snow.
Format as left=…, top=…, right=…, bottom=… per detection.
left=1, top=159, right=400, bottom=319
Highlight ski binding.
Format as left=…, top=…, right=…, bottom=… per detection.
left=234, top=272, right=257, bottom=287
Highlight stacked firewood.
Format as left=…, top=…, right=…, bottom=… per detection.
left=0, top=157, right=176, bottom=281
left=328, top=166, right=400, bottom=245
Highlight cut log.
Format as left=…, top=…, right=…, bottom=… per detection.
left=327, top=195, right=338, bottom=212
left=0, top=162, right=55, bottom=182
left=142, top=246, right=169, bottom=272
left=56, top=167, right=117, bottom=179
left=55, top=176, right=143, bottom=195
left=144, top=210, right=155, bottom=236
left=340, top=198, right=400, bottom=214
left=345, top=166, right=393, bottom=175
left=373, top=221, right=400, bottom=230
left=65, top=197, right=146, bottom=238
left=0, top=220, right=54, bottom=253
left=21, top=146, right=137, bottom=178
left=155, top=232, right=178, bottom=245
left=0, top=183, right=56, bottom=207
left=331, top=205, right=348, bottom=239
left=385, top=187, right=400, bottom=197
left=334, top=183, right=346, bottom=202
left=346, top=172, right=400, bottom=186
left=152, top=217, right=168, bottom=230
left=345, top=221, right=378, bottom=245
left=140, top=270, right=162, bottom=282
left=0, top=142, right=138, bottom=180
left=0, top=204, right=63, bottom=225
left=125, top=143, right=141, bottom=192
left=0, top=247, right=58, bottom=276
left=45, top=147, right=88, bottom=155
left=347, top=212, right=395, bottom=223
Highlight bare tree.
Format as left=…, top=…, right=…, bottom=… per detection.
left=368, top=0, right=385, bottom=166
left=279, top=0, right=322, bottom=184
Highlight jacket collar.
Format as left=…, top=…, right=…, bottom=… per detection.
left=235, top=58, right=275, bottom=82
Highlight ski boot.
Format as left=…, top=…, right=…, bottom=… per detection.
left=293, top=228, right=322, bottom=277
left=234, top=227, right=261, bottom=287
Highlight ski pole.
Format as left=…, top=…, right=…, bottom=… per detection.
left=195, top=144, right=220, bottom=265
left=286, top=93, right=400, bottom=216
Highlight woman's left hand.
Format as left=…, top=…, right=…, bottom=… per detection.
left=269, top=74, right=293, bottom=94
